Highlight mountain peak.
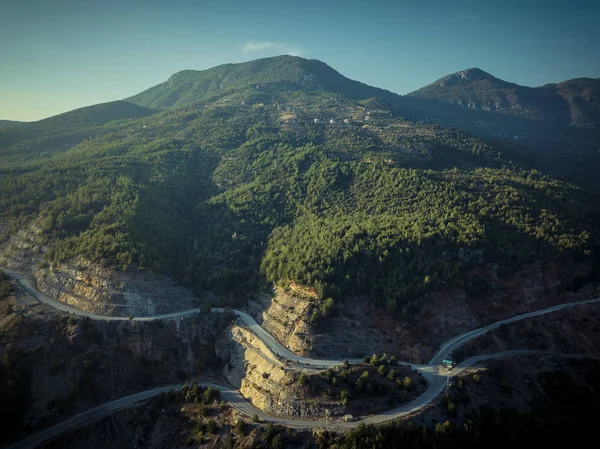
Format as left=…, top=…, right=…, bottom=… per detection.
left=432, top=68, right=507, bottom=89
left=128, top=55, right=400, bottom=109
left=453, top=68, right=494, bottom=80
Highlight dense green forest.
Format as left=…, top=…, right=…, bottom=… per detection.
left=1, top=73, right=598, bottom=312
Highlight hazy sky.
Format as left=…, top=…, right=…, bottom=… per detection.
left=1, top=0, right=599, bottom=121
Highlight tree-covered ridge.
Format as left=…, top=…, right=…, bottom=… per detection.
left=0, top=101, right=158, bottom=165
left=0, top=86, right=596, bottom=311
left=0, top=120, right=25, bottom=131
left=0, top=100, right=157, bottom=145
left=127, top=55, right=400, bottom=109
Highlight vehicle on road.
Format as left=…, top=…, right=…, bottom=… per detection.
left=442, top=359, right=455, bottom=370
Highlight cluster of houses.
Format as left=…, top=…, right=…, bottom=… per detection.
left=312, top=118, right=353, bottom=125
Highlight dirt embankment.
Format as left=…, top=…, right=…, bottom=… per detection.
left=0, top=291, right=232, bottom=446
left=253, top=260, right=598, bottom=363
left=215, top=321, right=425, bottom=419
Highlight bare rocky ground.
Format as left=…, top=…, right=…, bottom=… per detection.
left=0, top=223, right=205, bottom=317
left=0, top=287, right=232, bottom=446
left=40, top=354, right=600, bottom=449
left=2, top=224, right=600, bottom=446
left=252, top=260, right=598, bottom=363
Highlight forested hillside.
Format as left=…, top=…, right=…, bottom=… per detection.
left=1, top=59, right=598, bottom=314
left=127, top=55, right=400, bottom=109
left=0, top=120, right=25, bottom=131
left=0, top=101, right=157, bottom=164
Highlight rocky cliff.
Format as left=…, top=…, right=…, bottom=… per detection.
left=248, top=259, right=598, bottom=364
left=215, top=324, right=344, bottom=418
left=0, top=223, right=201, bottom=317
left=0, top=295, right=232, bottom=445
left=248, top=286, right=314, bottom=355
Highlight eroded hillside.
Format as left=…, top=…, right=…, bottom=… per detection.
left=0, top=287, right=232, bottom=446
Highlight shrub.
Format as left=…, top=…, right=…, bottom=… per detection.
left=272, top=433, right=284, bottom=449
left=235, top=418, right=246, bottom=435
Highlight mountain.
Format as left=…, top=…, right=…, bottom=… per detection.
left=549, top=77, right=600, bottom=128
left=128, top=55, right=402, bottom=109
left=407, top=68, right=600, bottom=128
left=0, top=120, right=25, bottom=131
left=0, top=56, right=597, bottom=317
left=405, top=69, right=600, bottom=189
left=0, top=100, right=158, bottom=163
left=2, top=100, right=157, bottom=139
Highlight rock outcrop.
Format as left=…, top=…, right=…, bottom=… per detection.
left=248, top=287, right=314, bottom=355
left=0, top=223, right=201, bottom=317
left=216, top=324, right=344, bottom=418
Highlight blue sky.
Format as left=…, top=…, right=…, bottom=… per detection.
left=1, top=0, right=599, bottom=121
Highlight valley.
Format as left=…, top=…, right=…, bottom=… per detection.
left=1, top=54, right=599, bottom=448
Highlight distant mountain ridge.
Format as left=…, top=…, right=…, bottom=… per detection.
left=127, top=55, right=402, bottom=109
left=0, top=100, right=157, bottom=144
left=407, top=68, right=600, bottom=128
left=0, top=100, right=158, bottom=162
left=0, top=120, right=25, bottom=131
left=3, top=56, right=599, bottom=189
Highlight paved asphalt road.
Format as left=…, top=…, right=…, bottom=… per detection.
left=3, top=265, right=600, bottom=448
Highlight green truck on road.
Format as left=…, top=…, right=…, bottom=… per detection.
left=442, top=359, right=455, bottom=370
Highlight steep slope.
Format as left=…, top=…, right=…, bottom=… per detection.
left=0, top=56, right=597, bottom=320
left=127, top=55, right=401, bottom=109
left=405, top=70, right=600, bottom=190
left=407, top=68, right=600, bottom=128
left=550, top=77, right=600, bottom=128
left=1, top=92, right=597, bottom=316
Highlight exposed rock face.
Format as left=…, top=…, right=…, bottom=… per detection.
left=32, top=259, right=199, bottom=317
left=0, top=222, right=47, bottom=273
left=247, top=259, right=597, bottom=364
left=215, top=324, right=344, bottom=418
left=0, top=223, right=200, bottom=317
left=248, top=287, right=313, bottom=355
left=0, top=303, right=230, bottom=444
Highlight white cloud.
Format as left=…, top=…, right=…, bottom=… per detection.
left=242, top=41, right=306, bottom=57
left=458, top=13, right=478, bottom=20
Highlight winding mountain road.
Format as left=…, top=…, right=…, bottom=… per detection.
left=2, top=265, right=600, bottom=448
